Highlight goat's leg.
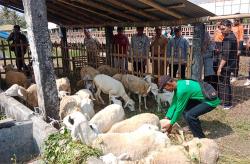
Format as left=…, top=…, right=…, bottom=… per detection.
left=96, top=88, right=105, bottom=104
left=108, top=93, right=112, bottom=104
left=94, top=88, right=100, bottom=102
left=138, top=94, right=141, bottom=112
left=144, top=96, right=148, bottom=110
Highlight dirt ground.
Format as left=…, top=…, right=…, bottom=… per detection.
left=200, top=99, right=250, bottom=163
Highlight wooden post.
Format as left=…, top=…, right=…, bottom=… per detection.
left=60, top=27, right=70, bottom=74
left=22, top=0, right=59, bottom=121
left=191, top=23, right=205, bottom=80
left=105, top=26, right=114, bottom=65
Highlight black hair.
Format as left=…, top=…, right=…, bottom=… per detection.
left=221, top=19, right=232, bottom=27
left=14, top=25, right=20, bottom=30
left=117, top=27, right=124, bottom=32
left=136, top=26, right=144, bottom=31
left=174, top=27, right=181, bottom=33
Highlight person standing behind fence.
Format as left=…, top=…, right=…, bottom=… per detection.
left=217, top=20, right=237, bottom=110
left=7, top=25, right=28, bottom=71
left=167, top=27, right=189, bottom=79
left=131, top=27, right=150, bottom=74
left=150, top=27, right=168, bottom=75
left=113, top=27, right=129, bottom=71
left=84, top=29, right=101, bottom=68
left=214, top=22, right=224, bottom=68
left=231, top=18, right=244, bottom=83
left=202, top=31, right=217, bottom=90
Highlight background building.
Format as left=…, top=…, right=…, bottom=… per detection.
left=189, top=0, right=250, bottom=15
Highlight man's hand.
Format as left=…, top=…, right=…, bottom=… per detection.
left=160, top=118, right=173, bottom=134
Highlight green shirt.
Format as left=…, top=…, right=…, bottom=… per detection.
left=166, top=80, right=221, bottom=125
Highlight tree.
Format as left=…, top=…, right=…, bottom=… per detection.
left=0, top=6, right=26, bottom=28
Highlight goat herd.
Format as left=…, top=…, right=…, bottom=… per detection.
left=2, top=64, right=219, bottom=164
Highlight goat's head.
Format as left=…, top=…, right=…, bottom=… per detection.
left=58, top=91, right=70, bottom=99
left=150, top=83, right=159, bottom=99
left=143, top=74, right=154, bottom=83
left=124, top=98, right=135, bottom=111
left=5, top=84, right=24, bottom=97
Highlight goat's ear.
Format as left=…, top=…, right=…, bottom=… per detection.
left=17, top=88, right=24, bottom=97
left=124, top=101, right=129, bottom=108
left=68, top=116, right=74, bottom=125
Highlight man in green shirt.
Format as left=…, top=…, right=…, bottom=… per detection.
left=159, top=75, right=221, bottom=138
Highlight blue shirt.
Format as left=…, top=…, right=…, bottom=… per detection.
left=167, top=36, right=189, bottom=63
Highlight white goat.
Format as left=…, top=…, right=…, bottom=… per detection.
left=183, top=138, right=219, bottom=164
left=92, top=125, right=171, bottom=161
left=56, top=77, right=71, bottom=95
left=89, top=104, right=125, bottom=133
left=93, top=74, right=135, bottom=111
left=156, top=89, right=174, bottom=112
left=63, top=111, right=98, bottom=145
left=108, top=113, right=160, bottom=133
left=59, top=93, right=95, bottom=120
left=75, top=89, right=95, bottom=100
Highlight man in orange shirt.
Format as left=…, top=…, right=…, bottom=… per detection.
left=214, top=22, right=224, bottom=43
left=231, top=18, right=244, bottom=82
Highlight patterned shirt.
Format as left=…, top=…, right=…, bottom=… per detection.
left=167, top=36, right=189, bottom=62
left=84, top=37, right=100, bottom=52
left=131, top=34, right=150, bottom=56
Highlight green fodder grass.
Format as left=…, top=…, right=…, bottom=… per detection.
left=43, top=129, right=102, bottom=164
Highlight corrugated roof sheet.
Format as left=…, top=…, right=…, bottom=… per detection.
left=0, top=0, right=215, bottom=27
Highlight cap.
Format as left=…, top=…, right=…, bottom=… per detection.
left=158, top=75, right=172, bottom=90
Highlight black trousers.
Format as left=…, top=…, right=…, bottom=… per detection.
left=183, top=100, right=214, bottom=138
left=218, top=69, right=232, bottom=106
left=169, top=64, right=186, bottom=79
left=133, top=61, right=145, bottom=73
left=15, top=50, right=25, bottom=71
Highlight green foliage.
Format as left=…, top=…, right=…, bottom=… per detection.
left=43, top=129, right=102, bottom=164
left=0, top=7, right=26, bottom=28
left=0, top=113, right=6, bottom=120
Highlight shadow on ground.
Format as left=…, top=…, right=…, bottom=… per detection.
left=201, top=120, right=233, bottom=139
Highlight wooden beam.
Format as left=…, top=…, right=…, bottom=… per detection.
left=22, top=0, right=60, bottom=121
left=105, top=0, right=159, bottom=20
left=57, top=0, right=121, bottom=22
left=137, top=0, right=183, bottom=19
left=78, top=0, right=141, bottom=22
left=144, top=3, right=185, bottom=12
left=47, top=3, right=92, bottom=24
left=54, top=2, right=103, bottom=24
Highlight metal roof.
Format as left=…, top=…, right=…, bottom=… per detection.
left=0, top=0, right=216, bottom=27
